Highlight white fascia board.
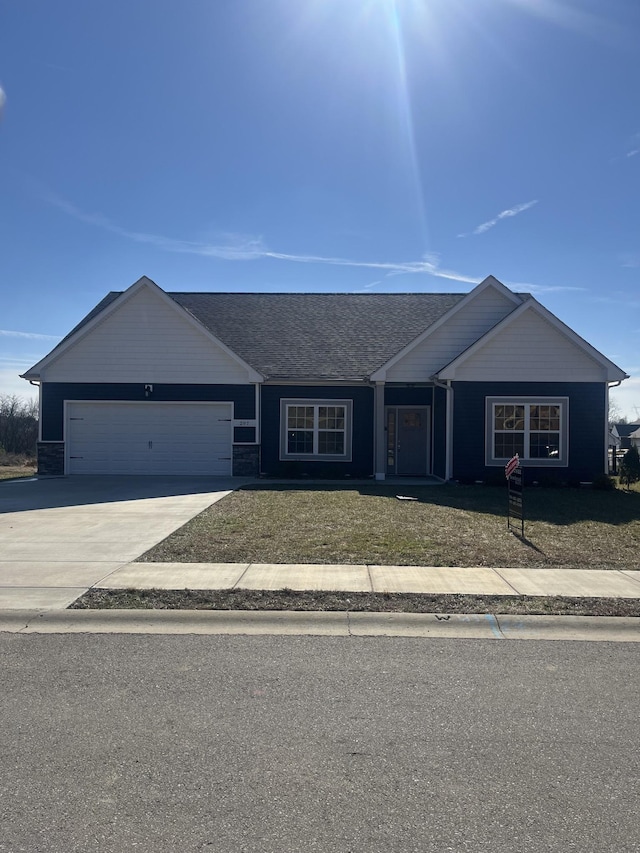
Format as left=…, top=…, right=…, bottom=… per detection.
left=369, top=275, right=522, bottom=381
left=262, top=378, right=369, bottom=385
left=435, top=297, right=629, bottom=382
left=21, top=276, right=263, bottom=383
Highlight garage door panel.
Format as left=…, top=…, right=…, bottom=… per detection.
left=66, top=402, right=233, bottom=475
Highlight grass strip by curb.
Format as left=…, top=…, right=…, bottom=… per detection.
left=69, top=588, right=640, bottom=617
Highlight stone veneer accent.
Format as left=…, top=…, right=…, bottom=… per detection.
left=232, top=445, right=260, bottom=477
left=37, top=442, right=65, bottom=475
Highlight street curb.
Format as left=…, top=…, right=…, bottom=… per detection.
left=0, top=609, right=638, bottom=641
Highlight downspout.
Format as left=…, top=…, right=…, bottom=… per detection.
left=431, top=377, right=453, bottom=482
left=373, top=381, right=386, bottom=480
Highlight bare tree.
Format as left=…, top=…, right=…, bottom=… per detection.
left=608, top=397, right=627, bottom=429
left=0, top=395, right=38, bottom=457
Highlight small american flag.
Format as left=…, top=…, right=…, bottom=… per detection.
left=505, top=454, right=520, bottom=479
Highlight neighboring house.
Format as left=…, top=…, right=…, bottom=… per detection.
left=629, top=427, right=640, bottom=450
left=22, top=275, right=628, bottom=483
left=608, top=428, right=622, bottom=474
left=611, top=423, right=640, bottom=451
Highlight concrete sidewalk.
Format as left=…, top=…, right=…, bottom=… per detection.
left=97, top=561, right=640, bottom=598
left=2, top=562, right=640, bottom=611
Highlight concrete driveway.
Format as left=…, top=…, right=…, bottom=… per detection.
left=0, top=476, right=251, bottom=609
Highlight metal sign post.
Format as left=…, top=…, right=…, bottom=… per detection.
left=505, top=454, right=524, bottom=537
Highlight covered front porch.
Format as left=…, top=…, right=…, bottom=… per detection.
left=373, top=382, right=450, bottom=481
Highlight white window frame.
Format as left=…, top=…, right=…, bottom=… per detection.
left=485, top=397, right=568, bottom=467
left=280, top=399, right=353, bottom=462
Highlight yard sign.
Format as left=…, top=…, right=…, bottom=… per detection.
left=505, top=454, right=524, bottom=537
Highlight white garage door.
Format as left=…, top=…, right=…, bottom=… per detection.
left=66, top=402, right=233, bottom=475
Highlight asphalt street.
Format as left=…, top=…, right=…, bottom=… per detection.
left=1, top=634, right=638, bottom=853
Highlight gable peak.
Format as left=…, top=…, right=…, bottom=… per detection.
left=473, top=275, right=522, bottom=303
left=130, top=275, right=160, bottom=290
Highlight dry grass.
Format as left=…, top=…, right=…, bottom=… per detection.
left=140, top=483, right=640, bottom=570
left=0, top=452, right=36, bottom=480
left=0, top=465, right=36, bottom=481
left=70, top=587, right=640, bottom=617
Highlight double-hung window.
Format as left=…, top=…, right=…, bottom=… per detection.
left=486, top=397, right=568, bottom=466
left=280, top=399, right=352, bottom=461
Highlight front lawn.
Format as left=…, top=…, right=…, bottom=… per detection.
left=140, top=483, right=640, bottom=569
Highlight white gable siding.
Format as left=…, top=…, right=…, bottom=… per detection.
left=386, top=286, right=517, bottom=382
left=42, top=285, right=251, bottom=384
left=452, top=310, right=607, bottom=382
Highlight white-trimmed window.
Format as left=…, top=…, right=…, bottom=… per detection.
left=486, top=397, right=568, bottom=466
left=280, top=399, right=352, bottom=461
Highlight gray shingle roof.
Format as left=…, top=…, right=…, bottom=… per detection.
left=172, top=292, right=465, bottom=380
left=615, top=423, right=640, bottom=438
left=60, top=291, right=468, bottom=381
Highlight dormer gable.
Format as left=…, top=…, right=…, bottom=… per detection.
left=435, top=298, right=629, bottom=383
left=371, top=275, right=522, bottom=382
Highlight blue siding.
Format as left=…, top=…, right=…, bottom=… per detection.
left=261, top=385, right=374, bottom=477
left=234, top=426, right=256, bottom=443
left=384, top=386, right=433, bottom=406
left=41, top=383, right=256, bottom=442
left=452, top=382, right=607, bottom=484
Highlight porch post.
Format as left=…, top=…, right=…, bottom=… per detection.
left=374, top=381, right=386, bottom=480
left=605, top=383, right=611, bottom=475
left=445, top=380, right=453, bottom=481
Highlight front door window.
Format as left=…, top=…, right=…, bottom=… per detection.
left=387, top=409, right=396, bottom=470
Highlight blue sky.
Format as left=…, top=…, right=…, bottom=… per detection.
left=1, top=0, right=639, bottom=418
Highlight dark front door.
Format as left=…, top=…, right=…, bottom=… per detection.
left=387, top=407, right=429, bottom=475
